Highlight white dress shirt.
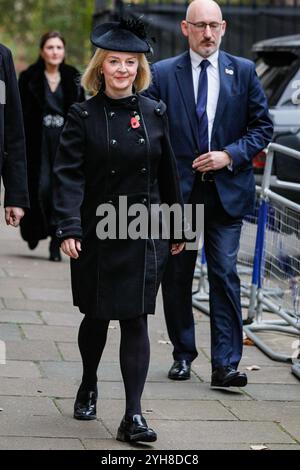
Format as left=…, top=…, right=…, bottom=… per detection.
left=190, top=48, right=220, bottom=151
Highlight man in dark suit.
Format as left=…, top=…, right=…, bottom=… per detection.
left=0, top=44, right=29, bottom=226
left=146, top=0, right=273, bottom=387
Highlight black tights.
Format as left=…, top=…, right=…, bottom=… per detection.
left=78, top=315, right=150, bottom=418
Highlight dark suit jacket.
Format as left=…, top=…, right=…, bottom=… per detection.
left=0, top=44, right=29, bottom=208
left=146, top=50, right=274, bottom=218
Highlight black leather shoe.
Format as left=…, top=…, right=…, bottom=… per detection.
left=73, top=389, right=98, bottom=420
left=168, top=360, right=191, bottom=380
left=117, top=414, right=157, bottom=443
left=49, top=238, right=62, bottom=262
left=28, top=240, right=39, bottom=250
left=211, top=366, right=248, bottom=388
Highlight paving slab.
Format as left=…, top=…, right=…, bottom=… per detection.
left=56, top=398, right=236, bottom=422
left=22, top=287, right=72, bottom=302
left=40, top=312, right=81, bottom=327
left=0, top=414, right=110, bottom=439
left=3, top=298, right=77, bottom=314
left=0, top=378, right=77, bottom=398
left=0, top=286, right=24, bottom=299
left=0, top=396, right=60, bottom=416
left=0, top=324, right=23, bottom=340
left=21, top=325, right=78, bottom=342
left=0, top=361, right=41, bottom=378
left=221, top=401, right=300, bottom=422
left=279, top=421, right=300, bottom=443
left=245, top=384, right=300, bottom=401
left=0, top=310, right=43, bottom=324
left=6, top=340, right=61, bottom=361
left=103, top=420, right=295, bottom=448
left=0, top=436, right=85, bottom=450
left=79, top=381, right=251, bottom=401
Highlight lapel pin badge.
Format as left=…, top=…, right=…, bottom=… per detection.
left=225, top=68, right=234, bottom=76
left=129, top=112, right=141, bottom=131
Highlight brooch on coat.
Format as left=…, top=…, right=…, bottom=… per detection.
left=129, top=112, right=141, bottom=131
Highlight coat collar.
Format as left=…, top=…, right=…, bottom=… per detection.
left=27, top=60, right=81, bottom=114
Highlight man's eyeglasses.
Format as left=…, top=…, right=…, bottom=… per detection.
left=187, top=21, right=223, bottom=32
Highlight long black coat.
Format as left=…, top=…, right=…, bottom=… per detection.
left=18, top=59, right=85, bottom=241
left=0, top=44, right=29, bottom=208
left=53, top=92, right=183, bottom=320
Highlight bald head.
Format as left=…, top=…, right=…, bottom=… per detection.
left=186, top=0, right=223, bottom=22
left=181, top=0, right=226, bottom=58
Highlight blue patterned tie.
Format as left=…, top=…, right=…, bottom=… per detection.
left=196, top=59, right=210, bottom=155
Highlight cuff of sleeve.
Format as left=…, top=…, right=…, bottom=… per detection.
left=4, top=192, right=30, bottom=209
left=56, top=217, right=82, bottom=241
left=222, top=150, right=234, bottom=171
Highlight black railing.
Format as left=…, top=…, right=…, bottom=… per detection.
left=94, top=1, right=300, bottom=60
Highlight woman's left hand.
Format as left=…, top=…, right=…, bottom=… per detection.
left=171, top=242, right=185, bottom=256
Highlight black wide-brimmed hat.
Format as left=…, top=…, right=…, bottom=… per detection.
left=91, top=17, right=153, bottom=54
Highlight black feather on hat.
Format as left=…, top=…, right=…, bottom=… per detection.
left=91, top=16, right=153, bottom=54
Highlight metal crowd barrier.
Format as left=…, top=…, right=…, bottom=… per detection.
left=244, top=143, right=300, bottom=376
left=192, top=143, right=300, bottom=378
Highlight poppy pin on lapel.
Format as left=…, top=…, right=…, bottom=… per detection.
left=129, top=112, right=141, bottom=130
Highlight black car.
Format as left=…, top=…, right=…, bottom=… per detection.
left=252, top=35, right=300, bottom=204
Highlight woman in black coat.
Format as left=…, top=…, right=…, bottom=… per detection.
left=0, top=43, right=29, bottom=221
left=53, top=19, right=185, bottom=443
left=19, top=31, right=85, bottom=261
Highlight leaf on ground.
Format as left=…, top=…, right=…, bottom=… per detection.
left=250, top=445, right=269, bottom=450
left=243, top=337, right=255, bottom=346
left=246, top=365, right=261, bottom=371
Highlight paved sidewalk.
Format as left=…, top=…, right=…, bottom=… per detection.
left=0, top=220, right=299, bottom=451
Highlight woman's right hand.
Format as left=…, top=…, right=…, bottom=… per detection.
left=61, top=239, right=82, bottom=259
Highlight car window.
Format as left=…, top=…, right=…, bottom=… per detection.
left=277, top=68, right=300, bottom=108
left=255, top=54, right=299, bottom=107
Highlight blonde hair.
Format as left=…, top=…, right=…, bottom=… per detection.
left=81, top=49, right=152, bottom=95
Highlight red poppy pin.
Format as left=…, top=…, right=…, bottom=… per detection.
left=131, top=115, right=141, bottom=129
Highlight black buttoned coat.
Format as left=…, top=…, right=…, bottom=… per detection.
left=53, top=92, right=183, bottom=320
left=18, top=59, right=85, bottom=242
left=0, top=44, right=29, bottom=208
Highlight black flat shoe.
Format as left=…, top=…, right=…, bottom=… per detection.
left=73, top=389, right=98, bottom=420
left=49, top=238, right=62, bottom=262
left=168, top=360, right=191, bottom=380
left=211, top=366, right=248, bottom=388
left=117, top=414, right=157, bottom=443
